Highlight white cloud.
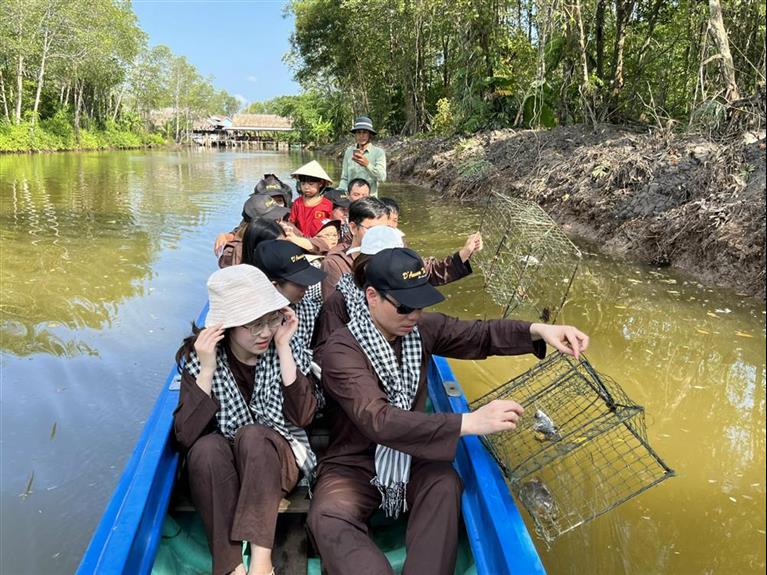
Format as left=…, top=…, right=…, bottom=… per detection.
left=247, top=75, right=258, bottom=83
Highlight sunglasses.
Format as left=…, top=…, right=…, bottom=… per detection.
left=382, top=293, right=419, bottom=315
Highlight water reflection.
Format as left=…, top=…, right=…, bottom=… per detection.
left=0, top=162, right=763, bottom=574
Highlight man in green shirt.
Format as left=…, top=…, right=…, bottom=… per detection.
left=338, top=116, right=387, bottom=197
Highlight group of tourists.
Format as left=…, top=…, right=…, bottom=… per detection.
left=173, top=116, right=590, bottom=575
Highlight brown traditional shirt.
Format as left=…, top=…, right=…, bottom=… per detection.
left=319, top=312, right=545, bottom=471
left=173, top=342, right=318, bottom=452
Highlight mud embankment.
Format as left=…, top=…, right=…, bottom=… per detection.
left=377, top=125, right=765, bottom=300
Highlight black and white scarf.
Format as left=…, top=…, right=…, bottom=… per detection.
left=292, top=294, right=325, bottom=407
left=335, top=273, right=365, bottom=319
left=347, top=300, right=423, bottom=518
left=185, top=346, right=317, bottom=480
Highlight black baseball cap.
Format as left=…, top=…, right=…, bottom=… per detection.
left=324, top=187, right=351, bottom=209
left=366, top=248, right=445, bottom=309
left=254, top=174, right=292, bottom=204
left=242, top=193, right=290, bottom=222
left=253, top=240, right=326, bottom=287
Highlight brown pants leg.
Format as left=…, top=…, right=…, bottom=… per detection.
left=186, top=427, right=299, bottom=575
left=186, top=433, right=242, bottom=575
left=306, top=463, right=394, bottom=575
left=230, top=424, right=300, bottom=547
left=402, top=460, right=463, bottom=575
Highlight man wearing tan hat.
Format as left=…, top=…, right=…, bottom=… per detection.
left=338, top=116, right=387, bottom=197
left=289, top=160, right=334, bottom=237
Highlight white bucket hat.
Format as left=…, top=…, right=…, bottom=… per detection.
left=204, top=265, right=289, bottom=328
left=347, top=225, right=405, bottom=255
left=290, top=160, right=333, bottom=184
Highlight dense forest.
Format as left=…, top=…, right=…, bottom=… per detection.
left=0, top=0, right=240, bottom=151
left=251, top=0, right=765, bottom=142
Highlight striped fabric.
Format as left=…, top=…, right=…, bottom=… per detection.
left=347, top=299, right=422, bottom=518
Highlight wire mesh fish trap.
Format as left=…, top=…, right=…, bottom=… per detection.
left=474, top=193, right=581, bottom=323
left=470, top=353, right=674, bottom=544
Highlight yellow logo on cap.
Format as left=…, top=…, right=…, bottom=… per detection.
left=402, top=267, right=427, bottom=280
left=265, top=198, right=276, bottom=207
left=290, top=254, right=306, bottom=263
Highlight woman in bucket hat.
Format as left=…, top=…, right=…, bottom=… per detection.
left=289, top=160, right=335, bottom=237
left=173, top=265, right=320, bottom=575
left=338, top=116, right=387, bottom=197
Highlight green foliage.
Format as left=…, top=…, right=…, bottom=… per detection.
left=432, top=98, right=455, bottom=135
left=285, top=0, right=766, bottom=136
left=0, top=1, right=240, bottom=151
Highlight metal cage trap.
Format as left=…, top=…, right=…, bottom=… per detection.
left=470, top=353, right=674, bottom=544
left=474, top=193, right=581, bottom=323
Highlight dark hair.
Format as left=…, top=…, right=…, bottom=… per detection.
left=379, top=197, right=400, bottom=216
left=349, top=197, right=387, bottom=226
left=347, top=178, right=370, bottom=193
left=352, top=254, right=373, bottom=289
left=241, top=218, right=285, bottom=266
left=175, top=322, right=205, bottom=373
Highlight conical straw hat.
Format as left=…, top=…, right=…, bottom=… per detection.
left=290, top=160, right=332, bottom=184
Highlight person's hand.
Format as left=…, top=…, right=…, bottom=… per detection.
left=530, top=323, right=589, bottom=359
left=461, top=399, right=524, bottom=436
left=273, top=307, right=298, bottom=347
left=279, top=221, right=296, bottom=239
left=352, top=150, right=369, bottom=167
left=213, top=233, right=234, bottom=255
left=458, top=232, right=483, bottom=262
left=194, top=325, right=225, bottom=374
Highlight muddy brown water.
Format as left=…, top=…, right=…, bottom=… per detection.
left=1, top=149, right=764, bottom=574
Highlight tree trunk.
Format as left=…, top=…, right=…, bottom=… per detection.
left=32, top=30, right=51, bottom=124
left=573, top=0, right=589, bottom=86
left=595, top=0, right=606, bottom=79
left=610, top=0, right=635, bottom=99
left=15, top=54, right=24, bottom=124
left=707, top=0, right=740, bottom=101
left=74, top=80, right=84, bottom=145
left=0, top=69, right=10, bottom=121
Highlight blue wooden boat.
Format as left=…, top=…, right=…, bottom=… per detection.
left=78, top=303, right=546, bottom=574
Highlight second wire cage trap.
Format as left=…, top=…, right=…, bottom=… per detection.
left=470, top=353, right=674, bottom=544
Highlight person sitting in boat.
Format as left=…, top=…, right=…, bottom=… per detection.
left=324, top=188, right=352, bottom=243
left=216, top=193, right=290, bottom=267
left=338, top=116, right=387, bottom=197
left=307, top=247, right=589, bottom=575
left=319, top=197, right=482, bottom=301
left=347, top=177, right=371, bottom=202
left=254, top=173, right=293, bottom=208
left=289, top=161, right=334, bottom=238
left=380, top=197, right=401, bottom=228
left=173, top=265, right=320, bottom=575
left=252, top=240, right=327, bottom=376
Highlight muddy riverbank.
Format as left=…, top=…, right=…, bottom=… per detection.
left=335, top=125, right=765, bottom=300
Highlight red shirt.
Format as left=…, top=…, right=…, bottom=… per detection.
left=289, top=196, right=333, bottom=237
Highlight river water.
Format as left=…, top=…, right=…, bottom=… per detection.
left=0, top=149, right=764, bottom=574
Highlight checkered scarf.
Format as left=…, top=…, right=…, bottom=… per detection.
left=335, top=273, right=365, bottom=318
left=185, top=345, right=317, bottom=480
left=347, top=301, right=423, bottom=518
left=292, top=293, right=325, bottom=408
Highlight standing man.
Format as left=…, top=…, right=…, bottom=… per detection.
left=338, top=116, right=387, bottom=197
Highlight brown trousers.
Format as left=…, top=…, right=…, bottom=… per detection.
left=186, top=424, right=300, bottom=575
left=306, top=460, right=463, bottom=575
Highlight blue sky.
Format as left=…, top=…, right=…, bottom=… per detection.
left=133, top=0, right=302, bottom=109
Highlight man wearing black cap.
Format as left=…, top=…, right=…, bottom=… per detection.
left=307, top=247, right=589, bottom=575
left=324, top=188, right=352, bottom=243
left=338, top=116, right=386, bottom=197
left=252, top=240, right=327, bottom=381
left=254, top=173, right=293, bottom=207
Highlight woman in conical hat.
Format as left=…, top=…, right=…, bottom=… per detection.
left=288, top=160, right=334, bottom=238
